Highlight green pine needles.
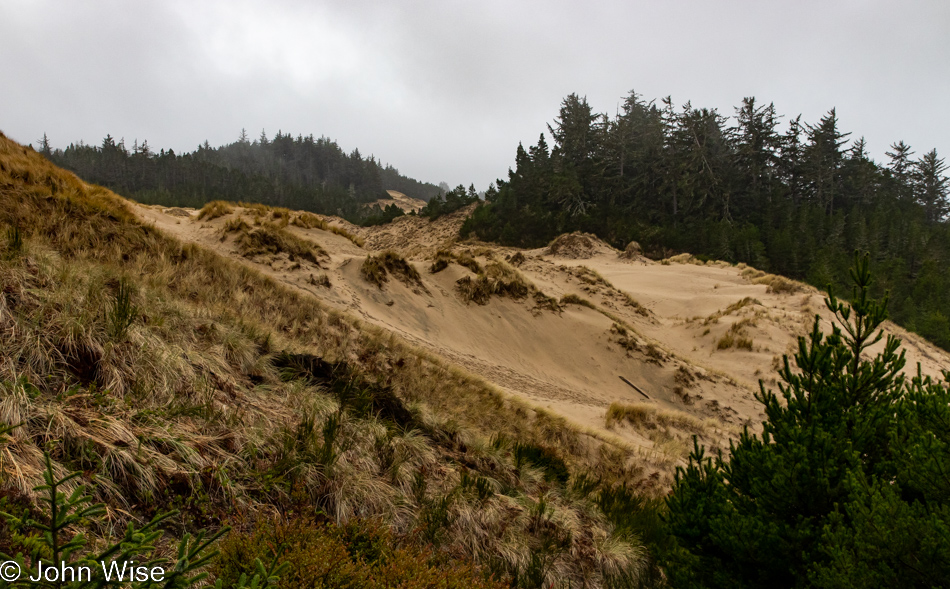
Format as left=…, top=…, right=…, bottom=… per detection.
left=0, top=454, right=285, bottom=589
left=107, top=280, right=138, bottom=340
left=4, top=227, right=22, bottom=258
left=662, top=253, right=950, bottom=588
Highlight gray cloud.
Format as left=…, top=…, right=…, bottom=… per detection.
left=2, top=0, right=948, bottom=189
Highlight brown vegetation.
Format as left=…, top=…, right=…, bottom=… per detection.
left=235, top=223, right=327, bottom=265
left=196, top=200, right=234, bottom=220
left=361, top=251, right=424, bottom=289
left=455, top=260, right=531, bottom=305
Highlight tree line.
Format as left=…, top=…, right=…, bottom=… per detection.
left=39, top=129, right=442, bottom=222
left=462, top=92, right=950, bottom=349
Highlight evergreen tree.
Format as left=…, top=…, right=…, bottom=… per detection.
left=803, top=109, right=850, bottom=214
left=913, top=148, right=948, bottom=222
left=886, top=140, right=915, bottom=201
left=37, top=133, right=51, bottom=156
left=663, top=255, right=950, bottom=588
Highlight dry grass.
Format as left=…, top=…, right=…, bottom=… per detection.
left=455, top=260, right=531, bottom=305
left=222, top=216, right=251, bottom=234
left=564, top=266, right=650, bottom=317
left=0, top=132, right=659, bottom=587
left=741, top=266, right=805, bottom=294
left=235, top=223, right=327, bottom=266
left=661, top=253, right=702, bottom=265
left=361, top=251, right=423, bottom=289
left=429, top=249, right=482, bottom=275
left=196, top=200, right=234, bottom=221
left=532, top=291, right=562, bottom=315
left=716, top=318, right=755, bottom=351
left=560, top=293, right=597, bottom=310
left=571, top=265, right=613, bottom=288
left=546, top=232, right=602, bottom=259
left=284, top=211, right=365, bottom=248
left=704, top=297, right=761, bottom=326
left=605, top=403, right=705, bottom=433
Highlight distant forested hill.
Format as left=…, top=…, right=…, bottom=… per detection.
left=462, top=92, right=950, bottom=349
left=41, top=130, right=442, bottom=219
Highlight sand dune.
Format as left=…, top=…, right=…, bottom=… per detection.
left=135, top=202, right=950, bottom=473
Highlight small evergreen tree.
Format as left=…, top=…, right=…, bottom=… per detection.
left=663, top=254, right=950, bottom=587
left=0, top=454, right=285, bottom=589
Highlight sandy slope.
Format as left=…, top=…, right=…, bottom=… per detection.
left=134, top=203, right=950, bottom=470
left=366, top=190, right=428, bottom=213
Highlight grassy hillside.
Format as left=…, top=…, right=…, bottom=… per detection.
left=0, top=134, right=657, bottom=587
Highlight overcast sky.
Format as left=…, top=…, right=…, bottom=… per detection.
left=2, top=0, right=948, bottom=190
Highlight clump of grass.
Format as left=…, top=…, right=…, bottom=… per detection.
left=508, top=251, right=526, bottom=267
left=454, top=275, right=493, bottom=304
left=661, top=253, right=703, bottom=265
left=292, top=211, right=365, bottom=247
left=361, top=251, right=423, bottom=289
left=704, top=297, right=761, bottom=325
left=736, top=336, right=754, bottom=350
left=560, top=293, right=597, bottom=310
left=196, top=200, right=233, bottom=220
left=4, top=226, right=23, bottom=257
left=429, top=250, right=453, bottom=274
left=236, top=224, right=327, bottom=265
left=620, top=292, right=650, bottom=316
left=430, top=250, right=482, bottom=274
left=328, top=224, right=365, bottom=247
left=222, top=216, right=250, bottom=233
left=270, top=207, right=292, bottom=222
left=108, top=278, right=138, bottom=339
left=570, top=265, right=613, bottom=287
left=237, top=201, right=270, bottom=214
left=309, top=273, right=331, bottom=288
left=716, top=332, right=735, bottom=350
left=455, top=260, right=530, bottom=304
left=362, top=255, right=389, bottom=287
left=455, top=252, right=481, bottom=274
left=292, top=212, right=327, bottom=230
left=717, top=318, right=755, bottom=351
left=605, top=402, right=705, bottom=433
left=610, top=323, right=639, bottom=353
left=532, top=291, right=562, bottom=314
left=761, top=275, right=802, bottom=294
left=741, top=266, right=804, bottom=294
